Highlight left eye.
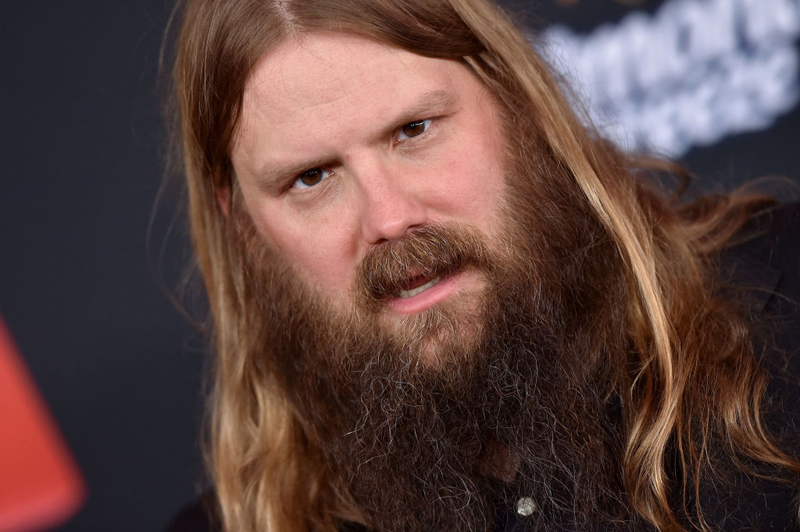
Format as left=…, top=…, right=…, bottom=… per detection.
left=397, top=119, right=432, bottom=141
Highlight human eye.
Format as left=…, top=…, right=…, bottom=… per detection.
left=396, top=119, right=432, bottom=141
left=292, top=167, right=332, bottom=189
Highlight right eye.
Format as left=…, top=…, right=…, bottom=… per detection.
left=292, top=167, right=332, bottom=189
left=397, top=119, right=432, bottom=141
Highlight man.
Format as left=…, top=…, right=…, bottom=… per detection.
left=166, top=0, right=800, bottom=531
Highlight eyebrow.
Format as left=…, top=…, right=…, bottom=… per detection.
left=253, top=89, right=459, bottom=192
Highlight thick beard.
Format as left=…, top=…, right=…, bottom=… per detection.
left=232, top=141, right=634, bottom=531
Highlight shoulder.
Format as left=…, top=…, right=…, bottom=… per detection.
left=161, top=493, right=370, bottom=532
left=720, top=201, right=800, bottom=408
left=163, top=492, right=219, bottom=532
left=707, top=201, right=800, bottom=531
left=718, top=200, right=800, bottom=312
left=725, top=201, right=800, bottom=280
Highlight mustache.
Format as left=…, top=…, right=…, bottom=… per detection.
left=355, top=224, right=493, bottom=307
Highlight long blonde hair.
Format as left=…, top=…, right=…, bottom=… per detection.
left=168, top=0, right=800, bottom=530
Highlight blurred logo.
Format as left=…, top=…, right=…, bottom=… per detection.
left=541, top=0, right=800, bottom=156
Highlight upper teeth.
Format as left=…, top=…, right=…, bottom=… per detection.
left=398, top=277, right=442, bottom=299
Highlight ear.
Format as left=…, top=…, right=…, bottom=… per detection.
left=215, top=184, right=231, bottom=217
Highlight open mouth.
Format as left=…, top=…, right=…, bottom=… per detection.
left=384, top=269, right=468, bottom=315
left=396, top=275, right=443, bottom=299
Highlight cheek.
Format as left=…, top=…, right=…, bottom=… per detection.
left=251, top=207, right=359, bottom=295
left=424, top=137, right=506, bottom=225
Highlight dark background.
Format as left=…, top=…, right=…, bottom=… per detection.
left=1, top=1, right=797, bottom=531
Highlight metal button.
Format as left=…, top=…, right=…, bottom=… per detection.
left=516, top=496, right=537, bottom=516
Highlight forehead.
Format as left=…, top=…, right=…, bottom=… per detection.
left=243, top=32, right=465, bottom=119
left=233, top=32, right=492, bottom=173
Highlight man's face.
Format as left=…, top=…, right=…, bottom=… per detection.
left=231, top=31, right=509, bottom=351
left=228, top=31, right=625, bottom=532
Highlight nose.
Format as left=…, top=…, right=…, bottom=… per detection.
left=354, top=159, right=428, bottom=245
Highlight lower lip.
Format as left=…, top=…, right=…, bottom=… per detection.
left=386, top=273, right=461, bottom=314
